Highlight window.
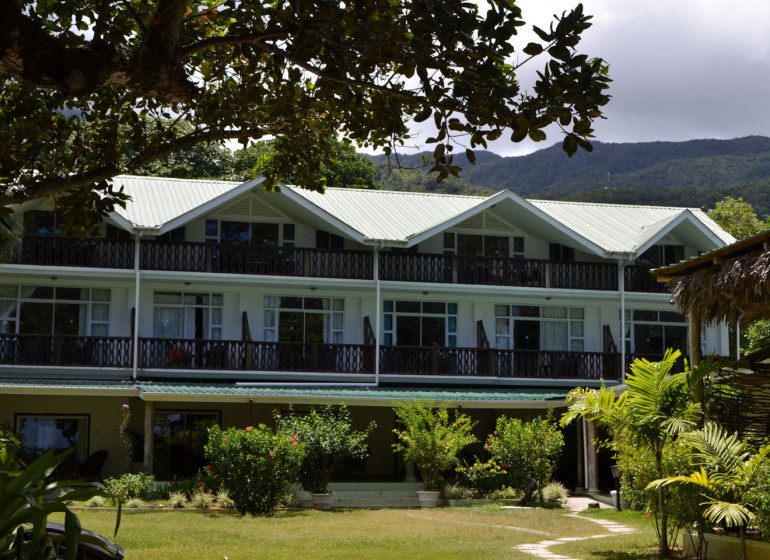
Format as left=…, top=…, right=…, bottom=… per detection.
left=316, top=230, right=344, bottom=250
left=153, top=410, right=218, bottom=478
left=383, top=300, right=458, bottom=347
left=16, top=414, right=89, bottom=473
left=0, top=285, right=110, bottom=335
left=156, top=226, right=186, bottom=242
left=623, top=309, right=687, bottom=356
left=106, top=224, right=132, bottom=240
left=495, top=305, right=584, bottom=351
left=153, top=292, right=223, bottom=340
left=444, top=233, right=524, bottom=257
left=23, top=210, right=60, bottom=236
left=263, top=296, right=343, bottom=343
left=205, top=220, right=283, bottom=246
left=549, top=243, right=575, bottom=262
left=639, top=244, right=685, bottom=268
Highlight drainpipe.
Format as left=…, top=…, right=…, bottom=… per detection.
left=132, top=232, right=142, bottom=381
left=736, top=321, right=740, bottom=360
left=374, top=243, right=382, bottom=386
left=618, top=258, right=626, bottom=384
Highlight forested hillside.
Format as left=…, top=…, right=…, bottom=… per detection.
left=370, top=136, right=770, bottom=216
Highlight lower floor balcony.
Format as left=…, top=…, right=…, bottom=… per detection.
left=0, top=334, right=626, bottom=382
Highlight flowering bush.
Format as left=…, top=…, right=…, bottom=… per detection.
left=455, top=458, right=507, bottom=496
left=392, top=401, right=477, bottom=491
left=277, top=405, right=375, bottom=494
left=204, top=424, right=304, bottom=515
left=485, top=409, right=564, bottom=500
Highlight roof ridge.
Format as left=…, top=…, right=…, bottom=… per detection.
left=315, top=186, right=486, bottom=200
left=529, top=198, right=702, bottom=212
left=113, top=174, right=240, bottom=185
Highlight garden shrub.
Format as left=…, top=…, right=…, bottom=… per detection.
left=487, top=487, right=521, bottom=500
left=746, top=452, right=770, bottom=541
left=105, top=472, right=155, bottom=502
left=392, top=401, right=477, bottom=491
left=85, top=496, right=106, bottom=508
left=168, top=491, right=188, bottom=508
left=485, top=409, right=564, bottom=500
left=125, top=497, right=145, bottom=509
left=204, top=424, right=304, bottom=515
left=277, top=405, right=375, bottom=493
left=442, top=483, right=475, bottom=500
left=455, top=458, right=507, bottom=496
left=191, top=491, right=213, bottom=509
left=541, top=481, right=569, bottom=504
left=216, top=490, right=235, bottom=509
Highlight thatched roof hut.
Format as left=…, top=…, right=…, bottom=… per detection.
left=655, top=229, right=770, bottom=326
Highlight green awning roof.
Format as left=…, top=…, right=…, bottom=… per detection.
left=0, top=378, right=568, bottom=408
left=136, top=382, right=567, bottom=408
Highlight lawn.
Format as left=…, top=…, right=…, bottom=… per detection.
left=58, top=506, right=684, bottom=560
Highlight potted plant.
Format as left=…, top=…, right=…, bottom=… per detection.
left=392, top=401, right=477, bottom=507
left=278, top=405, right=375, bottom=510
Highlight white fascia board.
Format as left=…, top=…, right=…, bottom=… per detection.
left=632, top=210, right=729, bottom=258
left=107, top=212, right=137, bottom=233
left=151, top=177, right=266, bottom=235
left=279, top=184, right=370, bottom=244
left=405, top=189, right=608, bottom=257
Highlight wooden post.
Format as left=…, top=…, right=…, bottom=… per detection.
left=585, top=420, right=599, bottom=493
left=575, top=419, right=585, bottom=493
left=143, top=401, right=156, bottom=474
left=689, top=308, right=702, bottom=368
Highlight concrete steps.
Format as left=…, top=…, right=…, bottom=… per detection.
left=294, top=482, right=423, bottom=509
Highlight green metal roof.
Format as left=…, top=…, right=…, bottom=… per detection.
left=136, top=382, right=567, bottom=407
left=0, top=378, right=567, bottom=407
left=0, top=378, right=139, bottom=395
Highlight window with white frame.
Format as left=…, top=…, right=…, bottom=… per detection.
left=623, top=309, right=688, bottom=356
left=383, top=300, right=458, bottom=347
left=0, top=285, right=110, bottom=335
left=153, top=292, right=223, bottom=340
left=205, top=220, right=294, bottom=246
left=495, top=305, right=584, bottom=351
left=16, top=414, right=89, bottom=471
left=444, top=233, right=524, bottom=258
left=263, top=296, right=344, bottom=343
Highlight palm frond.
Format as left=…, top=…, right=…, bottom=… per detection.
left=703, top=501, right=754, bottom=528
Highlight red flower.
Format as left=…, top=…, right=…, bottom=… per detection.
left=245, top=426, right=252, bottom=432
left=222, top=437, right=228, bottom=442
left=207, top=465, right=214, bottom=472
left=493, top=430, right=498, bottom=435
left=269, top=451, right=274, bottom=457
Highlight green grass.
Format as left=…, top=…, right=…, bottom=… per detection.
left=56, top=506, right=684, bottom=560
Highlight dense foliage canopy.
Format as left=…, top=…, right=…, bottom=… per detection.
left=0, top=0, right=609, bottom=223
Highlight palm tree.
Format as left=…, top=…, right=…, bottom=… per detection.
left=0, top=216, right=22, bottom=263
left=648, top=423, right=770, bottom=560
left=561, top=349, right=703, bottom=557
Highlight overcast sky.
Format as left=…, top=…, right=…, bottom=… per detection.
left=398, top=0, right=770, bottom=157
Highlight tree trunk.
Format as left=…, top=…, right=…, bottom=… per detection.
left=656, top=451, right=670, bottom=556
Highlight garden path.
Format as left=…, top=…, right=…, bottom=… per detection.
left=513, top=506, right=635, bottom=560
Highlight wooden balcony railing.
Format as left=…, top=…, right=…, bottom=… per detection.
left=0, top=333, right=133, bottom=367
left=138, top=338, right=374, bottom=374
left=12, top=236, right=135, bottom=269
left=378, top=345, right=621, bottom=380
left=140, top=242, right=373, bottom=279
left=0, top=333, right=628, bottom=381
left=624, top=265, right=668, bottom=293
left=7, top=236, right=664, bottom=293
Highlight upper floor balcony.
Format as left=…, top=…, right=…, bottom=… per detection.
left=9, top=235, right=667, bottom=293
left=0, top=333, right=624, bottom=383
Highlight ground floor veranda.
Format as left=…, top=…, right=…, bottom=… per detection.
left=0, top=380, right=612, bottom=493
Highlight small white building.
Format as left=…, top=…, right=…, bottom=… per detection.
left=0, top=176, right=734, bottom=490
